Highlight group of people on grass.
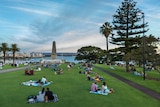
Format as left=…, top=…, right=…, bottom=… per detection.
left=23, top=64, right=59, bottom=103
left=22, top=76, right=49, bottom=86
left=36, top=87, right=55, bottom=102
left=131, top=65, right=147, bottom=77
left=79, top=62, right=114, bottom=95
left=26, top=75, right=58, bottom=103
left=27, top=87, right=56, bottom=103
left=25, top=66, right=42, bottom=75
left=86, top=73, right=103, bottom=82
left=25, top=68, right=34, bottom=75
left=79, top=63, right=103, bottom=82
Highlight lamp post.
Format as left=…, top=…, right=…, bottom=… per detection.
left=142, top=12, right=145, bottom=80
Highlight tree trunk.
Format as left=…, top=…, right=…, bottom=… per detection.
left=106, top=37, right=109, bottom=64
left=125, top=5, right=129, bottom=72
left=126, top=59, right=129, bottom=72
left=13, top=53, right=15, bottom=64
left=3, top=52, right=6, bottom=64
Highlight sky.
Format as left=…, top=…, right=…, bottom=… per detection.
left=0, top=0, right=160, bottom=53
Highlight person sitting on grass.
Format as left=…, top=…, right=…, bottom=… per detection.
left=56, top=68, right=63, bottom=75
left=41, top=76, right=48, bottom=84
left=133, top=71, right=147, bottom=77
left=37, top=88, right=45, bottom=102
left=134, top=71, right=141, bottom=76
left=86, top=74, right=94, bottom=81
left=44, top=88, right=54, bottom=102
left=36, top=66, right=41, bottom=71
left=25, top=68, right=30, bottom=75
left=67, top=64, right=71, bottom=70
left=91, top=82, right=99, bottom=92
left=101, top=82, right=114, bottom=94
left=94, top=73, right=103, bottom=82
left=29, top=68, right=34, bottom=75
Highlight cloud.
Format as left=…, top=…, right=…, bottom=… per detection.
left=7, top=6, right=58, bottom=17
left=0, top=0, right=159, bottom=53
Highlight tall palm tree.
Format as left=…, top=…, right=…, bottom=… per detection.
left=0, top=43, right=9, bottom=64
left=100, top=22, right=112, bottom=64
left=10, top=44, right=19, bottom=64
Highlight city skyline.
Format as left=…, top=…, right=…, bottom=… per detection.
left=0, top=0, right=160, bottom=53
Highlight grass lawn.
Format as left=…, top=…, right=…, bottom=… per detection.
left=0, top=63, right=159, bottom=107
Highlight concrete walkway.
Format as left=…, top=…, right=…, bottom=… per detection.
left=95, top=66, right=160, bottom=101
left=0, top=64, right=41, bottom=73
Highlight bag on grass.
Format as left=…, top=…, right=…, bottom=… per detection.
left=27, top=95, right=37, bottom=104
left=53, top=94, right=59, bottom=102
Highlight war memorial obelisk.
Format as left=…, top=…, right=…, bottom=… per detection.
left=51, top=41, right=57, bottom=59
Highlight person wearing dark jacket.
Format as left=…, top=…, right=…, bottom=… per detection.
left=44, top=88, right=54, bottom=102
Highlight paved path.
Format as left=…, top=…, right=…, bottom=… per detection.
left=95, top=66, right=160, bottom=101
left=0, top=64, right=41, bottom=73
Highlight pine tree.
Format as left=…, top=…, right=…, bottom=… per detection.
left=111, top=0, right=149, bottom=72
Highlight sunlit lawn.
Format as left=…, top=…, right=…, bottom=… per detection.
left=0, top=63, right=159, bottom=107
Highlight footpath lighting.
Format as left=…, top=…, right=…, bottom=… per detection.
left=137, top=12, right=145, bottom=80
left=141, top=12, right=145, bottom=80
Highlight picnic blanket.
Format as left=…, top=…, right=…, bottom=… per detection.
left=89, top=91, right=108, bottom=95
left=27, top=94, right=59, bottom=104
left=22, top=80, right=53, bottom=87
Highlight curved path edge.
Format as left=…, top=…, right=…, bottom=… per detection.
left=0, top=64, right=41, bottom=74
left=94, top=66, right=160, bottom=101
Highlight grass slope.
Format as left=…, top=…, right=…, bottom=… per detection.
left=0, top=63, right=159, bottom=107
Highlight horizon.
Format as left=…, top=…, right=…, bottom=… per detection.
left=0, top=0, right=160, bottom=53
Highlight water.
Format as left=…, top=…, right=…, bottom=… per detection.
left=57, top=55, right=79, bottom=63
left=1, top=55, right=81, bottom=64
left=29, top=55, right=81, bottom=63
left=42, top=56, right=80, bottom=63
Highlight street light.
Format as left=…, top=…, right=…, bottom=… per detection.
left=137, top=12, right=146, bottom=80
left=141, top=12, right=145, bottom=80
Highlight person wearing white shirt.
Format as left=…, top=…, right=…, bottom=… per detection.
left=41, top=76, right=47, bottom=84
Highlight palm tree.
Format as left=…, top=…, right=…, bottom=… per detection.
left=10, top=44, right=19, bottom=64
left=100, top=22, right=112, bottom=64
left=0, top=43, right=9, bottom=64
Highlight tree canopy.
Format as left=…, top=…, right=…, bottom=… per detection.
left=110, top=0, right=149, bottom=72
left=75, top=46, right=106, bottom=63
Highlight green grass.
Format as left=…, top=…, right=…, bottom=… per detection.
left=0, top=63, right=159, bottom=107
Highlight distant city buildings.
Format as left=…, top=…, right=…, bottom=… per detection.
left=0, top=52, right=43, bottom=59
left=0, top=52, right=77, bottom=59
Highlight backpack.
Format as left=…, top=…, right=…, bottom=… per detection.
left=27, top=95, right=37, bottom=104
left=53, top=94, right=59, bottom=102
